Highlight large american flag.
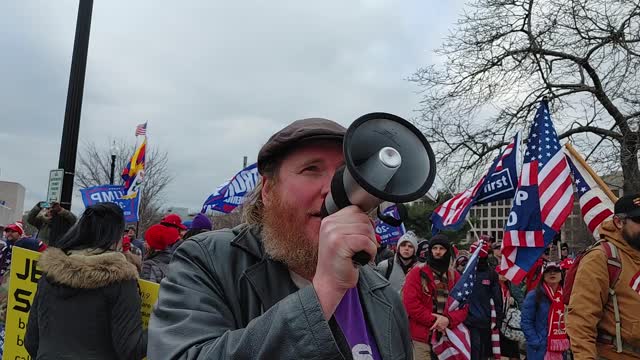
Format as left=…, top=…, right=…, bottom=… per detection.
left=431, top=241, right=485, bottom=360
left=135, top=122, right=147, bottom=136
left=432, top=133, right=520, bottom=233
left=500, top=100, right=574, bottom=283
left=564, top=147, right=614, bottom=239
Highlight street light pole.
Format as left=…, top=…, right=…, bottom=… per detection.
left=57, top=0, right=94, bottom=210
left=110, top=141, right=117, bottom=185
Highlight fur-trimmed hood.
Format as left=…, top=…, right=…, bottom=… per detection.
left=39, top=247, right=139, bottom=289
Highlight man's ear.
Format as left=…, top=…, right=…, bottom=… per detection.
left=613, top=216, right=624, bottom=229
left=261, top=177, right=273, bottom=206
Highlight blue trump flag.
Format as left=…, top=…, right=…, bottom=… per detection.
left=431, top=132, right=520, bottom=233
left=202, top=163, right=259, bottom=213
left=375, top=204, right=406, bottom=246
left=80, top=184, right=141, bottom=223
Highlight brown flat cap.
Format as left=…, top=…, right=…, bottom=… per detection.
left=257, top=118, right=346, bottom=175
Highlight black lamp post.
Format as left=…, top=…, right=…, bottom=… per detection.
left=57, top=0, right=94, bottom=210
left=110, top=141, right=117, bottom=185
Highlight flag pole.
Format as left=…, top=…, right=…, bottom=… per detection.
left=564, top=143, right=618, bottom=203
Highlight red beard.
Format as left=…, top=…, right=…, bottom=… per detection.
left=261, top=189, right=318, bottom=280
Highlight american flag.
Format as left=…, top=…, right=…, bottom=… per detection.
left=432, top=133, right=520, bottom=233
left=135, top=122, right=147, bottom=136
left=500, top=100, right=574, bottom=283
left=431, top=241, right=485, bottom=360
left=490, top=298, right=501, bottom=360
left=630, top=271, right=640, bottom=296
left=564, top=147, right=614, bottom=239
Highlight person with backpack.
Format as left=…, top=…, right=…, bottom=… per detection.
left=520, top=261, right=569, bottom=360
left=375, top=231, right=418, bottom=293
left=497, top=269, right=525, bottom=360
left=402, top=234, right=466, bottom=360
left=566, top=194, right=640, bottom=359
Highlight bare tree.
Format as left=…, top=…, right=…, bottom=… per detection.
left=413, top=0, right=640, bottom=193
left=75, top=139, right=173, bottom=232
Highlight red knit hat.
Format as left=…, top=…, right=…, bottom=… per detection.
left=145, top=224, right=179, bottom=251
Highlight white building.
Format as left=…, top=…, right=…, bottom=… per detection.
left=0, top=181, right=26, bottom=226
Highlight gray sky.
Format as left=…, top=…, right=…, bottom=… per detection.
left=0, top=0, right=464, bottom=214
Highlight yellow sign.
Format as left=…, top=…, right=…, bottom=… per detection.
left=138, top=278, right=160, bottom=329
left=3, top=247, right=160, bottom=360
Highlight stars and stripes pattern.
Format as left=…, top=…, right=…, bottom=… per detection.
left=494, top=135, right=517, bottom=172
left=630, top=271, right=640, bottom=296
left=490, top=298, right=501, bottom=360
left=432, top=133, right=520, bottom=233
left=431, top=241, right=485, bottom=360
left=500, top=100, right=574, bottom=283
left=564, top=147, right=614, bottom=239
left=135, top=122, right=147, bottom=136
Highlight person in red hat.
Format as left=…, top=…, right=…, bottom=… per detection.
left=160, top=213, right=187, bottom=238
left=1, top=221, right=46, bottom=277
left=141, top=224, right=180, bottom=284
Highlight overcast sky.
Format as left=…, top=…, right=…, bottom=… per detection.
left=0, top=0, right=465, bottom=214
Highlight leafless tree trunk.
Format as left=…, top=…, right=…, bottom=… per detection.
left=75, top=139, right=173, bottom=232
left=413, top=0, right=640, bottom=193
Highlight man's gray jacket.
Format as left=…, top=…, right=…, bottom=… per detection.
left=148, top=224, right=412, bottom=359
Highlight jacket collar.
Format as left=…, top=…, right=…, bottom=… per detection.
left=358, top=266, right=394, bottom=359
left=600, top=220, right=640, bottom=262
left=231, top=224, right=297, bottom=309
left=230, top=224, right=264, bottom=259
left=39, top=247, right=138, bottom=289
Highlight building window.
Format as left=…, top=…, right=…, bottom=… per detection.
left=498, top=219, right=504, bottom=228
left=491, top=220, right=497, bottom=228
left=483, top=209, right=488, bottom=217
left=482, top=220, right=488, bottom=228
left=498, top=231, right=504, bottom=240
left=498, top=208, right=504, bottom=217
left=491, top=208, right=497, bottom=217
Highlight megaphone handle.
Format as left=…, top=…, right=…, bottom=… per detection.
left=352, top=251, right=371, bottom=266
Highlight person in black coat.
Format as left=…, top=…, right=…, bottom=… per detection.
left=24, top=203, right=146, bottom=360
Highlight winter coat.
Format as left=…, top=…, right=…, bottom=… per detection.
left=141, top=250, right=172, bottom=284
left=520, top=290, right=550, bottom=360
left=148, top=224, right=412, bottom=359
left=567, top=220, right=640, bottom=359
left=26, top=204, right=76, bottom=245
left=464, top=266, right=503, bottom=329
left=24, top=248, right=147, bottom=360
left=402, top=263, right=467, bottom=343
left=375, top=256, right=416, bottom=293
left=375, top=246, right=394, bottom=265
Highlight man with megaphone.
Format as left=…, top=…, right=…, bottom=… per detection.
left=149, top=114, right=436, bottom=359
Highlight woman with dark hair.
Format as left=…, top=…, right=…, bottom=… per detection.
left=24, top=203, right=147, bottom=360
left=521, top=261, right=570, bottom=360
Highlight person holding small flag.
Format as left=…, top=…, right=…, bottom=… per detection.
left=464, top=240, right=503, bottom=360
left=402, top=234, right=467, bottom=359
left=567, top=194, right=640, bottom=359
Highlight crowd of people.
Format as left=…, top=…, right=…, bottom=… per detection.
left=0, top=117, right=638, bottom=359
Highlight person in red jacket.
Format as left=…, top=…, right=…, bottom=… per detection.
left=402, top=234, right=467, bottom=360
